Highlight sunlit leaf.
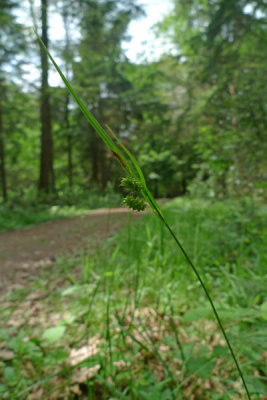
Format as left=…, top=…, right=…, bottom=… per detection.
left=42, top=325, right=66, bottom=344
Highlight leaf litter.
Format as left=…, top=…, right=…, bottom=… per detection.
left=0, top=211, right=266, bottom=399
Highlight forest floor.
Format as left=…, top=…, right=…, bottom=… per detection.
left=0, top=207, right=143, bottom=293
left=0, top=199, right=266, bottom=399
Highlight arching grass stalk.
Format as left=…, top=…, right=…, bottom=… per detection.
left=36, top=32, right=251, bottom=400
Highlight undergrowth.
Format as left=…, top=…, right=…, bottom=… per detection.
left=0, top=186, right=121, bottom=232
left=0, top=198, right=266, bottom=399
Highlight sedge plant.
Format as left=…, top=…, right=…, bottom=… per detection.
left=36, top=32, right=251, bottom=400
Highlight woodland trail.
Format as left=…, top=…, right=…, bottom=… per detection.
left=0, top=208, right=143, bottom=293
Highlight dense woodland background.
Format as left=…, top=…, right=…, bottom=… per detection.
left=1, top=0, right=266, bottom=207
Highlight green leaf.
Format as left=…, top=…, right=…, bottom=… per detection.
left=259, top=301, right=267, bottom=321
left=42, top=325, right=66, bottom=344
left=0, top=384, right=7, bottom=393
left=61, top=286, right=81, bottom=296
left=4, top=367, right=16, bottom=386
left=212, top=345, right=229, bottom=358
left=60, top=315, right=76, bottom=325
left=182, top=307, right=211, bottom=322
left=186, top=356, right=215, bottom=380
left=0, top=329, right=10, bottom=341
left=247, top=376, right=267, bottom=395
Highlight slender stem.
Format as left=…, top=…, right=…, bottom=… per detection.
left=163, top=220, right=251, bottom=400
left=169, top=303, right=185, bottom=363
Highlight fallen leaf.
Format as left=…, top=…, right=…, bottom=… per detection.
left=25, top=290, right=46, bottom=302
left=0, top=349, right=14, bottom=361
left=113, top=360, right=130, bottom=371
left=29, top=387, right=44, bottom=400
left=71, top=365, right=101, bottom=383
left=69, top=344, right=100, bottom=366
left=70, top=384, right=81, bottom=395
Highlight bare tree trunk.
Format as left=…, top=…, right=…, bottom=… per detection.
left=91, top=136, right=99, bottom=184
left=0, top=102, right=7, bottom=202
left=62, top=6, right=73, bottom=188
left=100, top=145, right=108, bottom=189
left=65, top=94, right=73, bottom=187
left=38, top=0, right=54, bottom=193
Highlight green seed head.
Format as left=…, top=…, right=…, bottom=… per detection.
left=121, top=176, right=143, bottom=194
left=123, top=195, right=146, bottom=212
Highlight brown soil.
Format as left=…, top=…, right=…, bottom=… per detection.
left=0, top=208, right=143, bottom=293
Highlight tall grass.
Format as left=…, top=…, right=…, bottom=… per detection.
left=36, top=32, right=252, bottom=399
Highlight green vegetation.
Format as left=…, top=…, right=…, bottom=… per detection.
left=1, top=199, right=266, bottom=399
left=0, top=185, right=121, bottom=231
left=1, top=0, right=267, bottom=205
left=1, top=0, right=267, bottom=399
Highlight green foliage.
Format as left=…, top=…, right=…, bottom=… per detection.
left=158, top=0, right=267, bottom=198
left=1, top=0, right=266, bottom=397
left=1, top=199, right=266, bottom=398
left=1, top=0, right=267, bottom=201
left=0, top=185, right=122, bottom=231
left=42, top=325, right=66, bottom=344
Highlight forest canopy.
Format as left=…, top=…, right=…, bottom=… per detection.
left=0, top=0, right=266, bottom=205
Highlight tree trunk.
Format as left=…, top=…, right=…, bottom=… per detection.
left=65, top=93, right=73, bottom=187
left=0, top=102, right=7, bottom=202
left=62, top=7, right=72, bottom=188
left=91, top=136, right=99, bottom=184
left=38, top=0, right=54, bottom=193
left=100, top=145, right=108, bottom=189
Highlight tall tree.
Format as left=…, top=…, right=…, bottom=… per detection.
left=0, top=94, right=7, bottom=202
left=62, top=4, right=73, bottom=188
left=59, top=0, right=80, bottom=188
left=73, top=0, right=142, bottom=188
left=159, top=0, right=267, bottom=196
left=0, top=0, right=25, bottom=202
left=38, top=0, right=54, bottom=193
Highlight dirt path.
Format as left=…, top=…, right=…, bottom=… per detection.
left=0, top=208, right=143, bottom=292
